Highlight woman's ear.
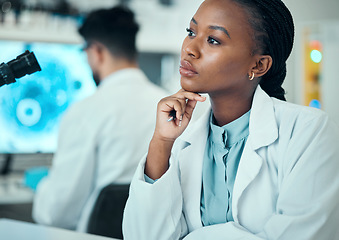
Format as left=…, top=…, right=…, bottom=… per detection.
left=251, top=55, right=273, bottom=78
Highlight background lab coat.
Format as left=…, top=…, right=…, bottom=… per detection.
left=123, top=86, right=339, bottom=240
left=33, top=68, right=167, bottom=232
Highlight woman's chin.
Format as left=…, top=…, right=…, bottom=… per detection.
left=180, top=78, right=200, bottom=93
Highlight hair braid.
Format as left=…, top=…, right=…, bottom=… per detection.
left=231, top=0, right=294, bottom=101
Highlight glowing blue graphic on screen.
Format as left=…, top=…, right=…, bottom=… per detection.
left=0, top=40, right=96, bottom=153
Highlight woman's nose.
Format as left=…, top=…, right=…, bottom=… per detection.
left=182, top=39, right=200, bottom=59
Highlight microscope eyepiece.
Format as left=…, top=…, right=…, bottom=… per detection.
left=0, top=50, right=41, bottom=88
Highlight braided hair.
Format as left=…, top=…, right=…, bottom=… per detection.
left=231, top=0, right=294, bottom=101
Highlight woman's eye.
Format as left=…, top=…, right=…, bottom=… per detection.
left=208, top=37, right=220, bottom=45
left=186, top=28, right=196, bottom=37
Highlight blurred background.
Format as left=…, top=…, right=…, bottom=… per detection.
left=0, top=0, right=338, bottom=224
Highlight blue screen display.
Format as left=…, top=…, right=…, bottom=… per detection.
left=0, top=40, right=96, bottom=153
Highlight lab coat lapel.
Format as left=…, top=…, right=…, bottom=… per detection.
left=178, top=109, right=211, bottom=230
left=232, top=86, right=278, bottom=222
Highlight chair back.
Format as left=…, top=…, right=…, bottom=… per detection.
left=87, top=183, right=130, bottom=239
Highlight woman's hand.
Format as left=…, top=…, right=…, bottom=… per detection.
left=145, top=89, right=206, bottom=180
left=153, top=89, right=206, bottom=142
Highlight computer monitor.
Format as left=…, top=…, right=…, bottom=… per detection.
left=0, top=40, right=96, bottom=153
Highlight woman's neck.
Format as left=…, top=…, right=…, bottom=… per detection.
left=209, top=92, right=253, bottom=126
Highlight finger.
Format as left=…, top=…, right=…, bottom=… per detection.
left=176, top=98, right=187, bottom=120
left=164, top=100, right=184, bottom=121
left=165, top=98, right=187, bottom=121
left=174, top=90, right=206, bottom=102
left=185, top=99, right=197, bottom=116
left=181, top=99, right=197, bottom=123
left=168, top=109, right=177, bottom=121
left=174, top=115, right=182, bottom=127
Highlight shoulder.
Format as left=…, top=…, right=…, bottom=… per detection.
left=271, top=99, right=339, bottom=147
left=139, top=81, right=169, bottom=100
left=272, top=98, right=330, bottom=129
left=132, top=72, right=169, bottom=99
left=63, top=94, right=96, bottom=118
left=59, top=92, right=102, bottom=128
left=102, top=69, right=168, bottom=101
left=269, top=99, right=339, bottom=181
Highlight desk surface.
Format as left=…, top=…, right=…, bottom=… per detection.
left=0, top=218, right=118, bottom=240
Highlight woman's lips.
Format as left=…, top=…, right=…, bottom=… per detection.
left=179, top=60, right=198, bottom=77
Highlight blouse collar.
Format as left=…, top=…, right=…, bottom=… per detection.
left=209, top=110, right=250, bottom=148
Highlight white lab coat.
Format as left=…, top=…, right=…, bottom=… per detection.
left=33, top=68, right=168, bottom=232
left=122, top=85, right=339, bottom=240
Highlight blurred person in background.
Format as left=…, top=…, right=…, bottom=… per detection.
left=32, top=5, right=167, bottom=232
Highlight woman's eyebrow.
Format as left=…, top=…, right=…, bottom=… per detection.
left=209, top=25, right=231, bottom=39
left=191, top=17, right=198, bottom=25
left=190, top=17, right=231, bottom=39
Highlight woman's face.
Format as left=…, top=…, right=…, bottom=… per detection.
left=180, top=0, right=257, bottom=98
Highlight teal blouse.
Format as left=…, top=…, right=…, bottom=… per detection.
left=200, top=111, right=250, bottom=226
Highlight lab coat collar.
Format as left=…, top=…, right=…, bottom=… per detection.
left=177, top=85, right=278, bottom=229
left=176, top=111, right=209, bottom=230
left=175, top=107, right=210, bottom=230
left=232, top=86, right=278, bottom=222
left=179, top=108, right=211, bottom=145
left=180, top=85, right=278, bottom=149
left=248, top=85, right=278, bottom=150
